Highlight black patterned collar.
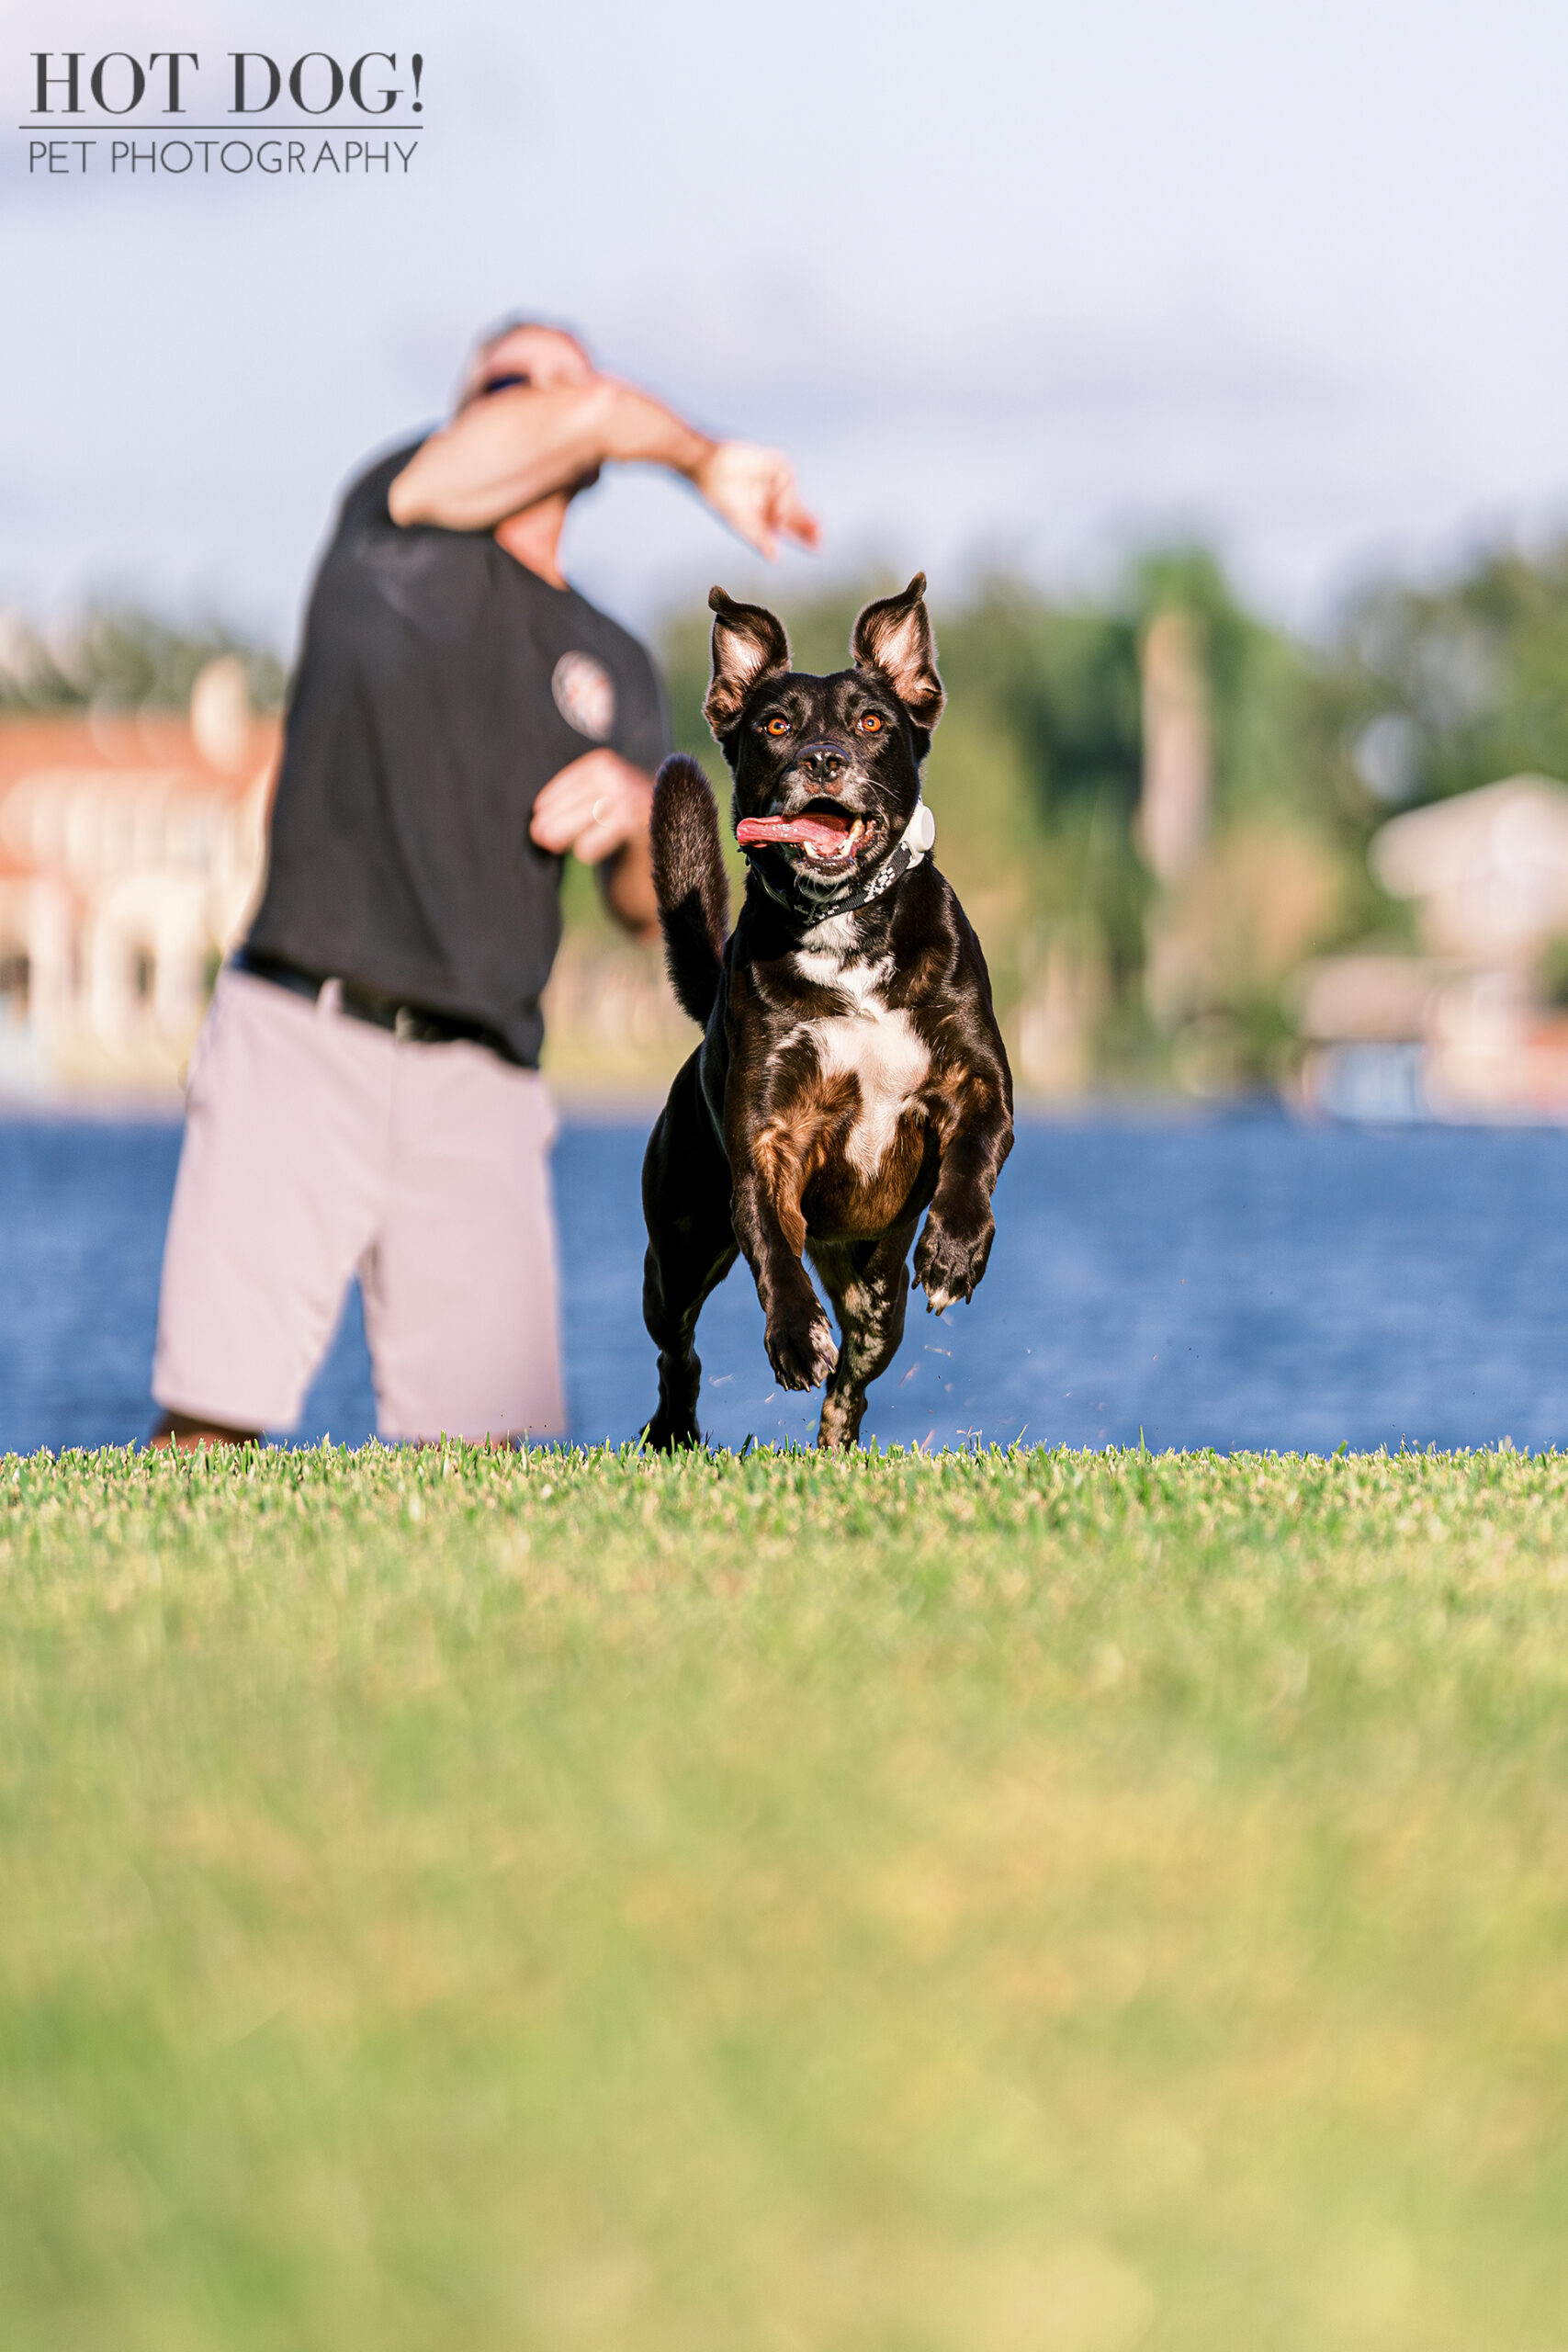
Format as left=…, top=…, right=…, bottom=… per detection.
left=745, top=799, right=936, bottom=918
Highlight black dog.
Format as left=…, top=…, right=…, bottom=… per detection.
left=641, top=574, right=1013, bottom=1449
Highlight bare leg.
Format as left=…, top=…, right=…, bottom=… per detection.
left=809, top=1222, right=917, bottom=1448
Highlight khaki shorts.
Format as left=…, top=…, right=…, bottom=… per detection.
left=152, top=967, right=566, bottom=1441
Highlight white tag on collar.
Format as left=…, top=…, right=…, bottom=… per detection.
left=903, top=800, right=936, bottom=855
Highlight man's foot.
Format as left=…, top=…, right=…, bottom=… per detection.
left=151, top=1411, right=261, bottom=1451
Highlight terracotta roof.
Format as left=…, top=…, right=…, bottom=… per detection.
left=0, top=711, right=281, bottom=797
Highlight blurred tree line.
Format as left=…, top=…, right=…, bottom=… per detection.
left=661, top=541, right=1568, bottom=1091
left=12, top=538, right=1568, bottom=1091
left=0, top=606, right=286, bottom=717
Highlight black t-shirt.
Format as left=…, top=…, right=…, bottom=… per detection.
left=247, top=439, right=669, bottom=1068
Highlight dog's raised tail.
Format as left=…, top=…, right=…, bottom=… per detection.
left=651, top=754, right=729, bottom=1026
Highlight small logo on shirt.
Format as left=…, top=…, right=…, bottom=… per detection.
left=552, top=651, right=615, bottom=742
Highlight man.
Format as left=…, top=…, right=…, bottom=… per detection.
left=152, top=320, right=818, bottom=1447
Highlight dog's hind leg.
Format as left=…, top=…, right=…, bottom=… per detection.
left=809, top=1222, right=917, bottom=1449
left=641, top=1053, right=738, bottom=1451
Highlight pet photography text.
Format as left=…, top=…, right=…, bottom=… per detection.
left=20, top=45, right=425, bottom=180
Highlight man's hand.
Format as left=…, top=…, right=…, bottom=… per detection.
left=691, top=441, right=820, bottom=560
left=530, top=748, right=658, bottom=933
left=530, top=748, right=650, bottom=863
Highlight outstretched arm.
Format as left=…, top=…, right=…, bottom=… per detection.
left=389, top=377, right=818, bottom=560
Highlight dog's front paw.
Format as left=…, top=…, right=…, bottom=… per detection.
left=765, top=1303, right=840, bottom=1391
left=914, top=1208, right=995, bottom=1315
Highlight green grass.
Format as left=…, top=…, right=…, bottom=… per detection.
left=5, top=1441, right=1568, bottom=2350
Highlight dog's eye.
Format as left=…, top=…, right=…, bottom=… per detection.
left=763, top=716, right=790, bottom=737
left=857, top=712, right=885, bottom=734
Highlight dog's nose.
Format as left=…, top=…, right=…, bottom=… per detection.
left=796, top=741, right=848, bottom=786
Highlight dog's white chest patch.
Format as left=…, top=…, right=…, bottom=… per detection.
left=795, top=946, right=930, bottom=1182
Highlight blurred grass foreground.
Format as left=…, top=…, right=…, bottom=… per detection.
left=5, top=1440, right=1568, bottom=2347
left=16, top=540, right=1568, bottom=1108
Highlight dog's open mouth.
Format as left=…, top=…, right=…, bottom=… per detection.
left=736, top=802, right=875, bottom=865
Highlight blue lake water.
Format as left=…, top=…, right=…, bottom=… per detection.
left=2, top=1109, right=1566, bottom=1456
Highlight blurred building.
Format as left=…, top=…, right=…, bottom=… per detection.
left=1137, top=606, right=1213, bottom=1043
left=1136, top=607, right=1211, bottom=888
left=1295, top=774, right=1568, bottom=1121
left=0, top=659, right=276, bottom=1097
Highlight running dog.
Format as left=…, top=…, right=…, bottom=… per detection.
left=641, top=574, right=1013, bottom=1449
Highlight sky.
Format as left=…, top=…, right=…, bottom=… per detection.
left=6, top=0, right=1568, bottom=652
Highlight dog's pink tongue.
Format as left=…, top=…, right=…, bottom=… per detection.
left=737, top=810, right=852, bottom=852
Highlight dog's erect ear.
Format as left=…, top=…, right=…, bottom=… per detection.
left=851, top=573, right=944, bottom=731
left=704, top=587, right=792, bottom=737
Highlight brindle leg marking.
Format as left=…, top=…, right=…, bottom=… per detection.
left=809, top=1222, right=917, bottom=1448
left=730, top=1149, right=840, bottom=1395
left=914, top=1121, right=1011, bottom=1313
left=641, top=1057, right=738, bottom=1450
